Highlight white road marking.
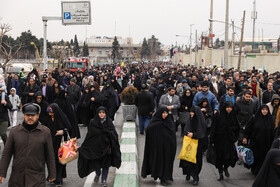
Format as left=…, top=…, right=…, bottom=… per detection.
left=120, top=144, right=137, bottom=154
left=123, top=122, right=136, bottom=128
left=84, top=171, right=96, bottom=187
left=116, top=162, right=138, bottom=175
left=121, top=132, right=136, bottom=139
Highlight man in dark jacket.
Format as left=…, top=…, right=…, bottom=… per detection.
left=135, top=84, right=154, bottom=134
left=40, top=78, right=53, bottom=104
left=217, top=77, right=233, bottom=101
left=261, top=82, right=276, bottom=105
left=23, top=78, right=40, bottom=104
left=66, top=78, right=81, bottom=110
left=0, top=89, right=12, bottom=145
left=0, top=103, right=56, bottom=186
left=234, top=90, right=256, bottom=144
left=219, top=86, right=236, bottom=110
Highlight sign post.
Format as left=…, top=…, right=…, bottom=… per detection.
left=42, top=1, right=91, bottom=70
left=61, top=1, right=91, bottom=25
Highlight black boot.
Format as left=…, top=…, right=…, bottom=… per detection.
left=160, top=180, right=168, bottom=186
left=217, top=173, right=224, bottom=181
left=192, top=180, right=198, bottom=186
left=185, top=174, right=190, bottom=181
left=224, top=167, right=230, bottom=177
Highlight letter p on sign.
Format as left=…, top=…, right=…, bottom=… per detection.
left=64, top=12, right=71, bottom=19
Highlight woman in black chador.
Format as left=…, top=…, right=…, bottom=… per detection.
left=101, top=82, right=118, bottom=121
left=179, top=106, right=207, bottom=186
left=179, top=89, right=194, bottom=137
left=77, top=87, right=91, bottom=126
left=54, top=90, right=80, bottom=138
left=45, top=103, right=72, bottom=186
left=243, top=105, right=274, bottom=176
left=88, top=85, right=102, bottom=119
left=252, top=149, right=280, bottom=187
left=78, top=107, right=121, bottom=187
left=210, top=101, right=239, bottom=181
left=141, top=107, right=177, bottom=186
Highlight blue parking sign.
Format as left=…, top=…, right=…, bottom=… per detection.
left=64, top=12, right=71, bottom=19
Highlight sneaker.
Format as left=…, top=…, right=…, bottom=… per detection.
left=94, top=175, right=100, bottom=183
left=102, top=181, right=107, bottom=187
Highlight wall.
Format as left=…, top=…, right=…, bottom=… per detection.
left=172, top=48, right=280, bottom=73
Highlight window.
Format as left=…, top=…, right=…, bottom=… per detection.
left=99, top=47, right=102, bottom=55
left=68, top=62, right=85, bottom=69
left=106, top=47, right=109, bottom=54
left=133, top=47, right=138, bottom=54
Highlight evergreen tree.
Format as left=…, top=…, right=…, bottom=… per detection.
left=112, top=36, right=121, bottom=63
left=147, top=35, right=162, bottom=60
left=83, top=41, right=89, bottom=56
left=140, top=38, right=149, bottom=59
left=73, top=35, right=80, bottom=57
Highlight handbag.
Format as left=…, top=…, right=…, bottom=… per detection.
left=58, top=132, right=78, bottom=165
left=178, top=136, right=198, bottom=164
left=206, top=144, right=216, bottom=166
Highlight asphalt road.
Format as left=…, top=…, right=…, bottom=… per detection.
left=137, top=125, right=255, bottom=187
left=0, top=108, right=255, bottom=187
left=0, top=108, right=124, bottom=187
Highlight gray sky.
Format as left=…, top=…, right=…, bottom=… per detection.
left=1, top=0, right=280, bottom=46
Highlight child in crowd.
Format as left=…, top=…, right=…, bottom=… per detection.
left=8, top=88, right=21, bottom=127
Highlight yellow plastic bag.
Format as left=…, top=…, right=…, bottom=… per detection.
left=178, top=136, right=198, bottom=164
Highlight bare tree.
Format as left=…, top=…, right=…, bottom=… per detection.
left=0, top=18, right=21, bottom=78
left=50, top=42, right=67, bottom=69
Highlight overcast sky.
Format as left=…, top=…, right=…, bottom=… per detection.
left=1, top=0, right=280, bottom=46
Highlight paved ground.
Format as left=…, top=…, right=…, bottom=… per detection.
left=0, top=108, right=256, bottom=187
left=137, top=125, right=255, bottom=187
left=0, top=108, right=124, bottom=187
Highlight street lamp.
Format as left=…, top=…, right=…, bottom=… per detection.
left=30, top=42, right=41, bottom=64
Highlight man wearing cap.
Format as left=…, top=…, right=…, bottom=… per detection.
left=66, top=78, right=81, bottom=110
left=135, top=84, right=154, bottom=134
left=0, top=103, right=56, bottom=186
left=193, top=81, right=219, bottom=114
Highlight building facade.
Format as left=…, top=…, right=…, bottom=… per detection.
left=81, top=36, right=142, bottom=63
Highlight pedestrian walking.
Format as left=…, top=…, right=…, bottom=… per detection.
left=210, top=101, right=239, bottom=181
left=0, top=88, right=12, bottom=145
left=78, top=107, right=121, bottom=187
left=243, top=105, right=274, bottom=176
left=141, top=107, right=177, bottom=186
left=8, top=88, right=20, bottom=127
left=0, top=103, right=56, bottom=186
left=179, top=106, right=207, bottom=186
left=135, top=84, right=154, bottom=134
left=45, top=103, right=73, bottom=186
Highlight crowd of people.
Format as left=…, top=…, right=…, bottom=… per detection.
left=0, top=62, right=279, bottom=186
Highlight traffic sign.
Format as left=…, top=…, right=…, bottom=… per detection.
left=61, top=1, right=91, bottom=25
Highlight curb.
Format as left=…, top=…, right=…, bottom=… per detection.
left=113, top=122, right=139, bottom=187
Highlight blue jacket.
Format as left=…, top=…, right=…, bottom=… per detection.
left=193, top=91, right=219, bottom=111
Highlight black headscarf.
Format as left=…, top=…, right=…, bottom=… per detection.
left=185, top=106, right=207, bottom=139
left=149, top=107, right=175, bottom=132
left=78, top=106, right=121, bottom=178
left=253, top=149, right=280, bottom=187
left=180, top=89, right=194, bottom=112
left=47, top=103, right=72, bottom=134
left=254, top=105, right=274, bottom=129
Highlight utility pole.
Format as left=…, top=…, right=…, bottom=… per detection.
left=252, top=0, right=257, bottom=50
left=224, top=0, right=229, bottom=69
left=238, top=11, right=246, bottom=71
left=209, top=0, right=214, bottom=48
left=190, top=24, right=194, bottom=49
left=195, top=30, right=198, bottom=66
left=232, top=20, right=235, bottom=55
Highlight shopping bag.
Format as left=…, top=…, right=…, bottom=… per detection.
left=58, top=133, right=78, bottom=165
left=206, top=144, right=216, bottom=166
left=236, top=145, right=254, bottom=165
left=178, top=136, right=198, bottom=164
